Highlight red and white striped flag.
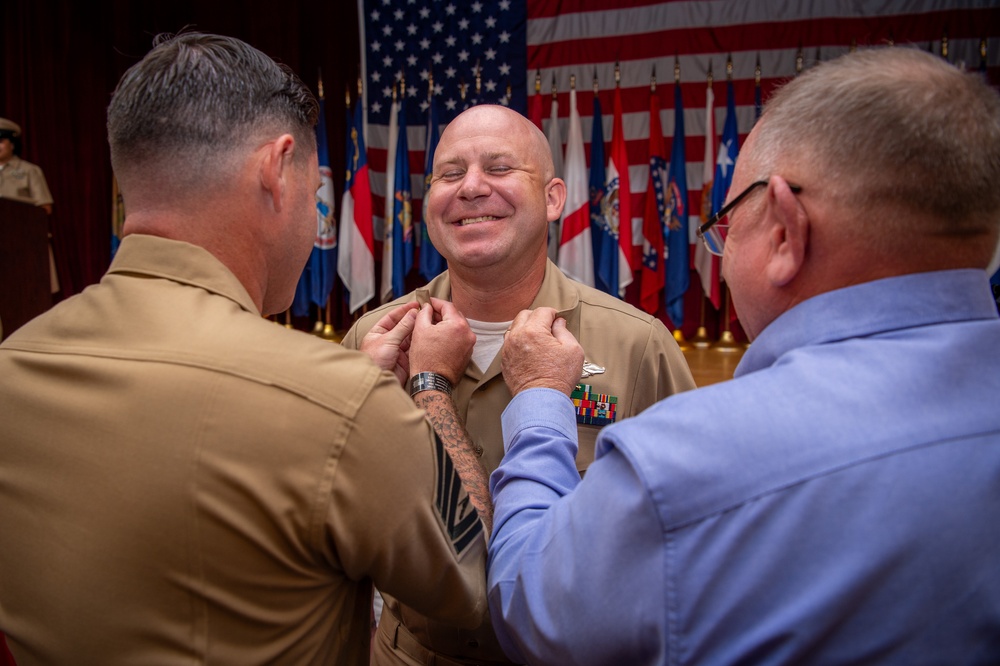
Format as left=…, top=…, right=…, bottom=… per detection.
left=558, top=84, right=594, bottom=286
left=694, top=78, right=721, bottom=309
left=337, top=98, right=375, bottom=314
left=607, top=84, right=634, bottom=297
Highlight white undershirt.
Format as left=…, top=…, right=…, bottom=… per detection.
left=467, top=318, right=513, bottom=373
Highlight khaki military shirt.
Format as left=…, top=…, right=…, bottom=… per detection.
left=342, top=261, right=696, bottom=664
left=0, top=234, right=486, bottom=666
left=0, top=156, right=53, bottom=206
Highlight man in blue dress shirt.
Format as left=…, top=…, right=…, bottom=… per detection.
left=487, top=46, right=1000, bottom=665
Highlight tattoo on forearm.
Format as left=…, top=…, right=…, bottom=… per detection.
left=414, top=391, right=494, bottom=533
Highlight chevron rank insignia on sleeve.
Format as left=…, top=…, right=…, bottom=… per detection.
left=434, top=434, right=483, bottom=555
left=572, top=384, right=618, bottom=426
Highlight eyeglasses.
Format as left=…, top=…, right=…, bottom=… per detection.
left=696, top=180, right=802, bottom=257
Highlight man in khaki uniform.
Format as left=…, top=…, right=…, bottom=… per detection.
left=342, top=104, right=696, bottom=665
left=0, top=117, right=59, bottom=292
left=0, top=32, right=489, bottom=666
left=0, top=118, right=52, bottom=212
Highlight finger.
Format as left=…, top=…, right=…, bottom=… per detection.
left=381, top=308, right=417, bottom=345
left=372, top=301, right=420, bottom=333
left=524, top=307, right=558, bottom=332
left=429, top=297, right=465, bottom=324
left=508, top=309, right=534, bottom=333
left=414, top=302, right=435, bottom=330
left=550, top=317, right=578, bottom=345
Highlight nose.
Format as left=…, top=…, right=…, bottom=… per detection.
left=456, top=166, right=491, bottom=201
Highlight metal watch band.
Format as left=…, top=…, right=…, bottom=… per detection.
left=408, top=371, right=453, bottom=397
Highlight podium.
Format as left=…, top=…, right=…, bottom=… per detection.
left=0, top=198, right=52, bottom=341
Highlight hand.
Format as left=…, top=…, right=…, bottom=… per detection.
left=501, top=307, right=584, bottom=397
left=409, top=297, right=476, bottom=385
left=359, top=301, right=421, bottom=386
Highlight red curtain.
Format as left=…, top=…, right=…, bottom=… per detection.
left=2, top=0, right=359, bottom=300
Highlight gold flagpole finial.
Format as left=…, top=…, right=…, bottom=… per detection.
left=551, top=73, right=557, bottom=99
left=428, top=67, right=434, bottom=100
left=795, top=45, right=803, bottom=75
left=357, top=76, right=363, bottom=98
left=318, top=73, right=325, bottom=100
left=726, top=54, right=733, bottom=80
left=981, top=37, right=988, bottom=64
left=942, top=31, right=949, bottom=59
left=614, top=60, right=621, bottom=86
left=674, top=55, right=681, bottom=84
left=345, top=83, right=351, bottom=108
left=754, top=54, right=761, bottom=84
left=475, top=59, right=481, bottom=98
left=593, top=68, right=599, bottom=96
left=534, top=69, right=541, bottom=94
left=707, top=59, right=713, bottom=86
left=850, top=38, right=857, bottom=53
left=570, top=73, right=576, bottom=91
left=506, top=79, right=512, bottom=104
left=650, top=65, right=656, bottom=92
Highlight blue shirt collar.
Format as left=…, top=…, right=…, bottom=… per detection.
left=736, top=269, right=999, bottom=377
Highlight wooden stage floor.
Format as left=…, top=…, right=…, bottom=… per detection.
left=682, top=344, right=747, bottom=387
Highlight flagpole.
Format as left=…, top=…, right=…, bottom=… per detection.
left=668, top=57, right=690, bottom=351
left=712, top=284, right=741, bottom=351
left=691, top=297, right=712, bottom=348
left=712, top=56, right=740, bottom=352
left=320, top=292, right=340, bottom=342
left=691, top=61, right=714, bottom=349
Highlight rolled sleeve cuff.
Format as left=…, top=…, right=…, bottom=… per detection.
left=501, top=388, right=578, bottom=455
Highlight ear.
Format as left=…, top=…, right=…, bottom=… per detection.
left=764, top=177, right=808, bottom=287
left=259, top=134, right=297, bottom=213
left=545, top=177, right=567, bottom=223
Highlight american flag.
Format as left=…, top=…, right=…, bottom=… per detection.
left=361, top=0, right=999, bottom=300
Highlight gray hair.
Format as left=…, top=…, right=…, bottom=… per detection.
left=107, top=32, right=318, bottom=188
left=753, top=47, right=1000, bottom=240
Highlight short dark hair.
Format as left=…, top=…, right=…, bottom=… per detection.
left=107, top=32, right=318, bottom=185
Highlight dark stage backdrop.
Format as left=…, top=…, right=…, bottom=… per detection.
left=2, top=0, right=360, bottom=303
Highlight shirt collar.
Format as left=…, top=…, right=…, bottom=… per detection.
left=737, top=269, right=999, bottom=377
left=107, top=234, right=259, bottom=314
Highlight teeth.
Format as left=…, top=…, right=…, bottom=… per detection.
left=458, top=216, right=499, bottom=226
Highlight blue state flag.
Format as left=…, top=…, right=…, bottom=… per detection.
left=712, top=79, right=740, bottom=215
left=419, top=95, right=447, bottom=281
left=665, top=82, right=690, bottom=328
left=590, top=95, right=613, bottom=296
left=391, top=97, right=413, bottom=298
left=309, top=86, right=337, bottom=307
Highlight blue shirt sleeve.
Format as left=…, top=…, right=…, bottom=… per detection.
left=487, top=389, right=668, bottom=665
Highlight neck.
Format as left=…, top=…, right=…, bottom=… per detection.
left=448, top=257, right=547, bottom=322
left=122, top=198, right=267, bottom=313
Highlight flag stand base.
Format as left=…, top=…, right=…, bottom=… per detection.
left=712, top=330, right=741, bottom=352
left=690, top=326, right=712, bottom=348
left=672, top=329, right=692, bottom=350
left=320, top=323, right=342, bottom=343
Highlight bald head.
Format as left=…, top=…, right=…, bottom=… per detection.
left=436, top=105, right=555, bottom=183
